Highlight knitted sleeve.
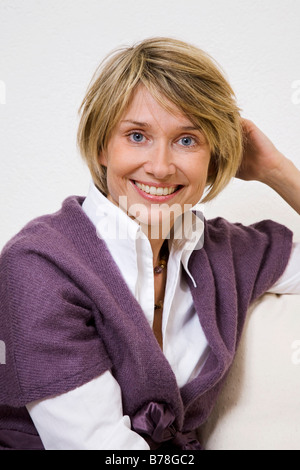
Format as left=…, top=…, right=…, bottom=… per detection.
left=193, top=217, right=294, bottom=354
left=251, top=220, right=294, bottom=300
left=0, top=238, right=112, bottom=408
left=205, top=217, right=294, bottom=304
left=232, top=219, right=294, bottom=303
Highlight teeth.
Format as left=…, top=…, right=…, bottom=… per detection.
left=135, top=182, right=178, bottom=196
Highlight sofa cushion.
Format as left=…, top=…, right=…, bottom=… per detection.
left=199, top=293, right=300, bottom=450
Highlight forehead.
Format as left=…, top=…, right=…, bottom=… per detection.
left=120, top=85, right=195, bottom=128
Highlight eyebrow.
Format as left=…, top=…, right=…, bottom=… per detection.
left=120, top=120, right=200, bottom=132
left=120, top=120, right=150, bottom=128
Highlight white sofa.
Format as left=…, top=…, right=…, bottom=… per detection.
left=199, top=294, right=300, bottom=450
left=198, top=181, right=300, bottom=450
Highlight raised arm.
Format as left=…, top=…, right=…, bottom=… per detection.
left=237, top=119, right=300, bottom=215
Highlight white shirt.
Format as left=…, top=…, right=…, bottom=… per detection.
left=82, top=183, right=210, bottom=385
left=27, top=183, right=300, bottom=450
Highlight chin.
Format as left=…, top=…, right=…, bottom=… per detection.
left=131, top=204, right=183, bottom=237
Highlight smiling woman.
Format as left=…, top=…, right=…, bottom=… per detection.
left=77, top=37, right=243, bottom=204
left=98, top=85, right=211, bottom=253
left=0, top=37, right=299, bottom=451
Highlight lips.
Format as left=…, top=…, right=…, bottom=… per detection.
left=134, top=181, right=179, bottom=196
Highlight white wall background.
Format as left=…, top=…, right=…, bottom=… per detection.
left=0, top=0, right=300, bottom=249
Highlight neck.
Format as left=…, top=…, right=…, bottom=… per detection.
left=150, top=237, right=167, bottom=268
left=138, top=222, right=170, bottom=268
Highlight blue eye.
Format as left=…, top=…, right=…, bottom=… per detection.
left=130, top=132, right=145, bottom=143
left=179, top=136, right=195, bottom=147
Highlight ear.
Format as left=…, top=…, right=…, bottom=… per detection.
left=98, top=150, right=108, bottom=167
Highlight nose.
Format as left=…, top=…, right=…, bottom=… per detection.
left=143, top=142, right=176, bottom=179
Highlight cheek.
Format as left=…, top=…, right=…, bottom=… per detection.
left=105, top=152, right=127, bottom=180
left=188, top=160, right=210, bottom=185
left=186, top=160, right=210, bottom=201
left=106, top=163, right=134, bottom=192
left=105, top=144, right=137, bottom=177
left=105, top=156, right=135, bottom=201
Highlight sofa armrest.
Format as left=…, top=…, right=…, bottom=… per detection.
left=199, top=294, right=300, bottom=450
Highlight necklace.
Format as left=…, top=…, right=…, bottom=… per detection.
left=154, top=257, right=167, bottom=275
left=154, top=300, right=164, bottom=310
left=154, top=240, right=169, bottom=275
left=154, top=240, right=169, bottom=311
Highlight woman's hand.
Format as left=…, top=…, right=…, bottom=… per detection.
left=236, top=118, right=285, bottom=184
left=237, top=118, right=300, bottom=215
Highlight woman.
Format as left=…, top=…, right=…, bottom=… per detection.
left=0, top=37, right=299, bottom=450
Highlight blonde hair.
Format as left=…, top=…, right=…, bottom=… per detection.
left=77, top=37, right=243, bottom=202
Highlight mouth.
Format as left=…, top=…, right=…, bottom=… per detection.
left=131, top=180, right=183, bottom=201
left=134, top=181, right=181, bottom=196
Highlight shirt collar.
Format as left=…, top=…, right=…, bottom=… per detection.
left=82, top=182, right=204, bottom=287
left=170, top=205, right=204, bottom=287
left=82, top=181, right=143, bottom=242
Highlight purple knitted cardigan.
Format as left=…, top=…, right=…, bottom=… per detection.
left=0, top=196, right=293, bottom=450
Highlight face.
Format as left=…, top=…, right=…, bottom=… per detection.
left=99, top=86, right=211, bottom=235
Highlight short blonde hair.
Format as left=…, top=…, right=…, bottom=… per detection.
left=77, top=37, right=243, bottom=202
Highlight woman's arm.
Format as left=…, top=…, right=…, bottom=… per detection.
left=237, top=119, right=300, bottom=215
left=27, top=371, right=150, bottom=450
left=268, top=242, right=300, bottom=294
